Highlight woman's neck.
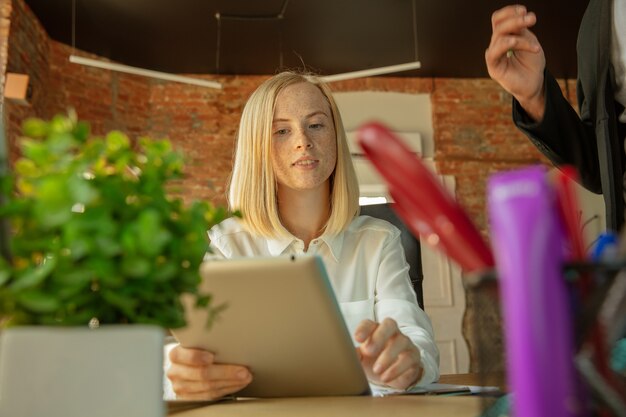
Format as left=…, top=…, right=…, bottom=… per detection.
left=277, top=183, right=330, bottom=250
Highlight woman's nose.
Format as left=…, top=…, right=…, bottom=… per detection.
left=295, top=130, right=313, bottom=149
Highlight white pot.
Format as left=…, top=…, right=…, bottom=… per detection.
left=0, top=325, right=165, bottom=417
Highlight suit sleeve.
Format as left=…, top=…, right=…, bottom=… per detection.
left=512, top=70, right=602, bottom=193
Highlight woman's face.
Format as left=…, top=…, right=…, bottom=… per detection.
left=271, top=82, right=337, bottom=193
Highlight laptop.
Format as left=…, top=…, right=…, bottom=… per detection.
left=170, top=254, right=371, bottom=398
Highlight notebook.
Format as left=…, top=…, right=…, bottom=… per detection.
left=170, top=254, right=371, bottom=398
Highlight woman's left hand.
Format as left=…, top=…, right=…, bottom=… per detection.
left=354, top=318, right=423, bottom=390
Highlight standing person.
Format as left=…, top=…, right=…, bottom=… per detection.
left=485, top=1, right=626, bottom=231
left=166, top=71, right=439, bottom=400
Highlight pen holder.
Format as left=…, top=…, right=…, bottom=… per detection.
left=464, top=262, right=626, bottom=417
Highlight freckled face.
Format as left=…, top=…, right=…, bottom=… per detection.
left=271, top=82, right=337, bottom=192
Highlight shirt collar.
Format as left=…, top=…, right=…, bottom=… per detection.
left=317, top=232, right=344, bottom=262
left=266, top=234, right=295, bottom=256
left=266, top=231, right=344, bottom=262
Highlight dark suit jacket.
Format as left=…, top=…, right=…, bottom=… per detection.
left=512, top=0, right=626, bottom=230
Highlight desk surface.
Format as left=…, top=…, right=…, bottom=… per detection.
left=171, top=395, right=484, bottom=417
left=168, top=373, right=501, bottom=417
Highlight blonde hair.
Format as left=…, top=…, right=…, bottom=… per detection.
left=228, top=71, right=360, bottom=238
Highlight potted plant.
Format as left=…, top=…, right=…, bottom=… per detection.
left=0, top=111, right=228, bottom=417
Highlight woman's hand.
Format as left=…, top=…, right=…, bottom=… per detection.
left=166, top=345, right=252, bottom=400
left=354, top=318, right=423, bottom=390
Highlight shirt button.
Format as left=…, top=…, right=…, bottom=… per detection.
left=312, top=239, right=318, bottom=244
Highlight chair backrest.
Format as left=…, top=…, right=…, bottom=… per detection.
left=359, top=203, right=424, bottom=310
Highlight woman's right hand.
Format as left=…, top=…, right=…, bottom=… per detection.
left=166, top=345, right=253, bottom=400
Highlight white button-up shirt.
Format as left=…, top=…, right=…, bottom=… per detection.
left=208, top=215, right=440, bottom=387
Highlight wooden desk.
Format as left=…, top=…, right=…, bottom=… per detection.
left=170, top=395, right=484, bottom=417
left=168, top=374, right=500, bottom=417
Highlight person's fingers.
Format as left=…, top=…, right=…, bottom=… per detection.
left=169, top=345, right=214, bottom=366
left=491, top=5, right=524, bottom=28
left=173, top=380, right=250, bottom=400
left=493, top=10, right=537, bottom=39
left=354, top=319, right=378, bottom=343
left=371, top=333, right=412, bottom=376
left=381, top=360, right=423, bottom=391
left=379, top=346, right=421, bottom=384
left=362, top=318, right=398, bottom=357
left=491, top=33, right=540, bottom=59
left=168, top=362, right=253, bottom=400
left=167, top=361, right=251, bottom=383
left=488, top=4, right=540, bottom=59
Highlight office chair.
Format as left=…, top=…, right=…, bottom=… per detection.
left=359, top=203, right=424, bottom=310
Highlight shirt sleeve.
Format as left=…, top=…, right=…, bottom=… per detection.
left=373, top=229, right=440, bottom=387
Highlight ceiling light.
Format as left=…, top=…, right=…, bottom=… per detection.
left=321, top=61, right=421, bottom=83
left=69, top=55, right=223, bottom=90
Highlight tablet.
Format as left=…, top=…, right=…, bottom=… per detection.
left=170, top=254, right=371, bottom=398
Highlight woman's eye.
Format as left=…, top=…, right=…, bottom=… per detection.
left=309, top=123, right=323, bottom=130
left=274, top=128, right=289, bottom=135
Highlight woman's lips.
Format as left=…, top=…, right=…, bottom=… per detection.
left=292, top=158, right=319, bottom=168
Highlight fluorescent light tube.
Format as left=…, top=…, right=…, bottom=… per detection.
left=321, top=61, right=421, bottom=83
left=69, top=55, right=223, bottom=89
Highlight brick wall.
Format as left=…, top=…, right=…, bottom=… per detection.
left=4, top=0, right=48, bottom=163
left=0, top=0, right=10, bottom=106
left=5, top=0, right=580, bottom=372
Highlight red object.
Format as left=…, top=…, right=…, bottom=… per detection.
left=357, top=121, right=494, bottom=273
left=554, top=166, right=587, bottom=263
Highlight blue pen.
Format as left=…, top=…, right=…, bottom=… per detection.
left=591, top=231, right=619, bottom=263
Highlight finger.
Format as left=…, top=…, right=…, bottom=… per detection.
left=379, top=347, right=421, bottom=383
left=169, top=345, right=214, bottom=366
left=167, top=362, right=251, bottom=383
left=486, top=35, right=540, bottom=67
left=491, top=5, right=529, bottom=33
left=362, top=318, right=399, bottom=357
left=171, top=377, right=251, bottom=397
left=354, top=319, right=378, bottom=343
left=381, top=361, right=423, bottom=391
left=371, top=333, right=413, bottom=376
left=205, top=363, right=253, bottom=382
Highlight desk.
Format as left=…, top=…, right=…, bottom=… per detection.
left=168, top=374, right=501, bottom=417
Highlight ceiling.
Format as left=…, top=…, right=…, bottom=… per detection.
left=22, top=0, right=588, bottom=79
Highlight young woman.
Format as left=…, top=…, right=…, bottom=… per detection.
left=166, top=72, right=439, bottom=399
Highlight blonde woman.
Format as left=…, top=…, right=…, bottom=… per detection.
left=166, top=72, right=439, bottom=399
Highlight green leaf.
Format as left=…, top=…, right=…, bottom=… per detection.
left=151, top=262, right=177, bottom=282
left=73, top=121, right=90, bottom=142
left=121, top=256, right=151, bottom=278
left=0, top=269, right=10, bottom=286
left=47, top=132, right=77, bottom=155
left=22, top=118, right=48, bottom=138
left=17, top=290, right=61, bottom=313
left=68, top=175, right=99, bottom=205
left=52, top=268, right=92, bottom=287
left=48, top=114, right=74, bottom=135
left=20, top=139, right=49, bottom=165
left=102, top=290, right=138, bottom=315
left=10, top=256, right=57, bottom=291
left=105, top=131, right=130, bottom=155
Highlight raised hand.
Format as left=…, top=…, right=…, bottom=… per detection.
left=485, top=4, right=547, bottom=121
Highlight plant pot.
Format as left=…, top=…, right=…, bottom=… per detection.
left=0, top=325, right=165, bottom=417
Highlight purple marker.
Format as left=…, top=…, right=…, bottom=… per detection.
left=488, top=165, right=581, bottom=417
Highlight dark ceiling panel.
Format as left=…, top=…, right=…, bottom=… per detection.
left=21, top=0, right=588, bottom=79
